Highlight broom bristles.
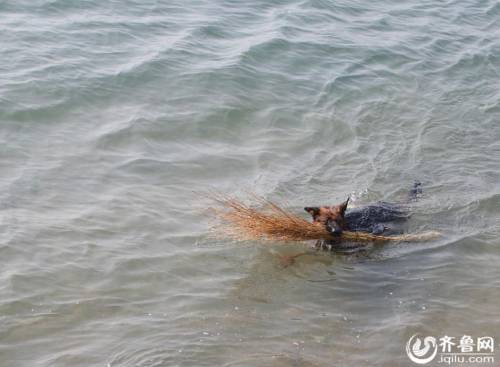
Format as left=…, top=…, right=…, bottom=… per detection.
left=210, top=194, right=440, bottom=243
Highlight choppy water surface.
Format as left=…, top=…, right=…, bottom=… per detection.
left=1, top=1, right=500, bottom=366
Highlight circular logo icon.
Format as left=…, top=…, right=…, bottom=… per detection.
left=406, top=334, right=438, bottom=364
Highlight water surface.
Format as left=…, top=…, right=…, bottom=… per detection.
left=1, top=0, right=500, bottom=366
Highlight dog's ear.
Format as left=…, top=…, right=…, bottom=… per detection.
left=339, top=198, right=349, bottom=215
left=304, top=207, right=320, bottom=218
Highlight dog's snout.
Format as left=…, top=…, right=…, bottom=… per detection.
left=326, top=219, right=342, bottom=236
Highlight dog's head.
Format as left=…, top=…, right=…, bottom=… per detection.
left=304, top=198, right=349, bottom=236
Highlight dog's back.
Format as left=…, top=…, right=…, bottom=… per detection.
left=345, top=182, right=421, bottom=235
left=345, top=202, right=410, bottom=235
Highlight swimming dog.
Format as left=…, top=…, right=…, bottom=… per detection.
left=304, top=182, right=422, bottom=250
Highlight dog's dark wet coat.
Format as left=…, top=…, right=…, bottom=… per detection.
left=344, top=202, right=410, bottom=235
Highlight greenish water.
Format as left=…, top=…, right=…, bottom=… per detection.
left=1, top=1, right=500, bottom=366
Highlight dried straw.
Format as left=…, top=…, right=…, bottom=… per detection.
left=210, top=194, right=440, bottom=243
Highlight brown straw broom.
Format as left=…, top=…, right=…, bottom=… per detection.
left=210, top=195, right=440, bottom=243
